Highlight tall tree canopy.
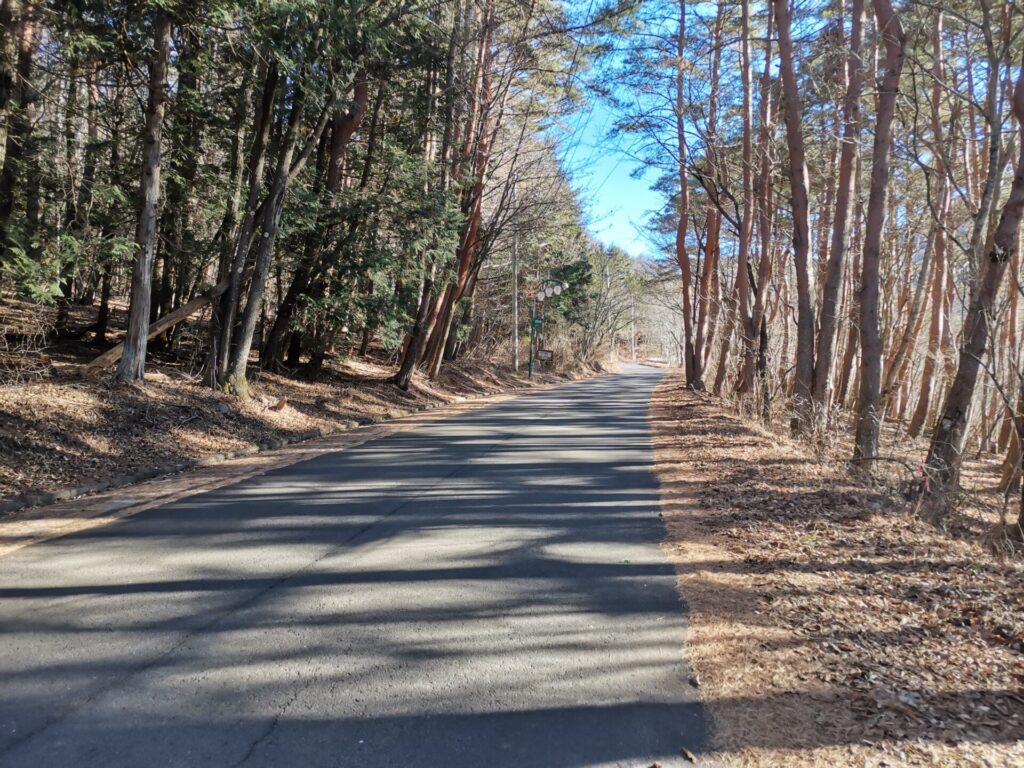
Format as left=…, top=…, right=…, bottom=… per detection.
left=2, top=0, right=1024, bottom=528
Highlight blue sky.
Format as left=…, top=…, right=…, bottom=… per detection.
left=559, top=99, right=662, bottom=258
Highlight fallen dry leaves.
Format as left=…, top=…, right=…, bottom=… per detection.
left=0, top=385, right=549, bottom=558
left=0, top=356, right=596, bottom=504
left=651, top=372, right=1024, bottom=768
left=0, top=293, right=602, bottom=505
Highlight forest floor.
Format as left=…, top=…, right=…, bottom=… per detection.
left=651, top=372, right=1024, bottom=767
left=0, top=295, right=601, bottom=507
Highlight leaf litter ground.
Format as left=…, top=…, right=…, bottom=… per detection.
left=650, top=373, right=1023, bottom=768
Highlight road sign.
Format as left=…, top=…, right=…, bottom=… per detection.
left=537, top=349, right=554, bottom=362
left=531, top=318, right=544, bottom=329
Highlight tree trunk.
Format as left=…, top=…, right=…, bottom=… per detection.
left=853, top=0, right=905, bottom=461
left=161, top=33, right=204, bottom=346
left=0, top=0, right=37, bottom=262
left=712, top=283, right=738, bottom=396
left=691, top=2, right=725, bottom=388
left=394, top=267, right=435, bottom=390
left=735, top=0, right=756, bottom=393
left=968, top=15, right=1006, bottom=281
left=772, top=0, right=816, bottom=427
left=94, top=266, right=112, bottom=344
left=202, top=74, right=253, bottom=387
left=922, top=65, right=1024, bottom=517
left=224, top=83, right=335, bottom=397
left=0, top=1, right=34, bottom=222
left=909, top=13, right=953, bottom=437
left=813, top=0, right=864, bottom=408
left=54, top=72, right=81, bottom=335
left=215, top=59, right=278, bottom=384
left=260, top=132, right=330, bottom=374
left=674, top=0, right=698, bottom=388
left=749, top=0, right=775, bottom=411
left=997, top=232, right=1020, bottom=451
left=261, top=75, right=370, bottom=372
left=1000, top=384, right=1023, bottom=495
left=836, top=201, right=863, bottom=407
left=423, top=1, right=496, bottom=380
left=113, top=11, right=172, bottom=383
left=0, top=0, right=24, bottom=176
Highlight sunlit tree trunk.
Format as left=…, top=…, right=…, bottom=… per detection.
left=703, top=238, right=721, bottom=373
left=689, top=2, right=725, bottom=390
left=751, top=0, right=775, bottom=411
left=996, top=240, right=1020, bottom=451
left=423, top=0, right=497, bottom=379
left=853, top=0, right=905, bottom=462
left=735, top=0, right=756, bottom=394
left=113, top=11, right=172, bottom=383
left=673, top=5, right=697, bottom=387
left=909, top=13, right=952, bottom=437
left=836, top=189, right=863, bottom=408
left=923, top=65, right=1024, bottom=516
left=712, top=278, right=737, bottom=396
left=772, top=0, right=815, bottom=428
left=1000, top=384, right=1022, bottom=498
left=813, top=0, right=864, bottom=409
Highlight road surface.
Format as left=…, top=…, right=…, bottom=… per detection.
left=0, top=365, right=707, bottom=767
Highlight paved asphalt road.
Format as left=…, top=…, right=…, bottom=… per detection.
left=0, top=365, right=707, bottom=767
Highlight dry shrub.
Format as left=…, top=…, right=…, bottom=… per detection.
left=0, top=300, right=53, bottom=385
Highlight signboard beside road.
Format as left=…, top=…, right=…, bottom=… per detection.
left=537, top=349, right=554, bottom=363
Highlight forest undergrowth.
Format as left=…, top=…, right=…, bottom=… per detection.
left=0, top=295, right=600, bottom=504
left=652, top=372, right=1024, bottom=768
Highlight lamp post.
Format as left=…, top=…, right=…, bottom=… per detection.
left=527, top=278, right=568, bottom=378
left=512, top=240, right=519, bottom=371
left=513, top=239, right=551, bottom=372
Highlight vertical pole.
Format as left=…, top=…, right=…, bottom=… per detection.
left=512, top=239, right=519, bottom=371
left=631, top=299, right=637, bottom=360
left=528, top=302, right=535, bottom=378
left=605, top=263, right=615, bottom=361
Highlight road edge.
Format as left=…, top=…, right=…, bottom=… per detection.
left=0, top=372, right=608, bottom=558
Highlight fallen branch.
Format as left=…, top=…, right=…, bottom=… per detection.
left=79, top=269, right=251, bottom=377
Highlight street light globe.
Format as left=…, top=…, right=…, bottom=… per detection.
left=553, top=284, right=562, bottom=296
left=544, top=286, right=554, bottom=298
left=536, top=290, right=545, bottom=302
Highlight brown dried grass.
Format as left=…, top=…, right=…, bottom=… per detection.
left=651, top=371, right=1024, bottom=767
left=0, top=353, right=597, bottom=503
